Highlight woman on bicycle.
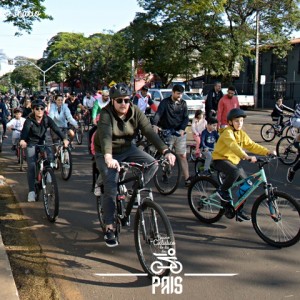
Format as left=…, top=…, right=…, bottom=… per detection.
left=94, top=83, right=176, bottom=247
left=19, top=100, right=69, bottom=202
left=212, top=108, right=275, bottom=222
left=48, top=94, right=78, bottom=146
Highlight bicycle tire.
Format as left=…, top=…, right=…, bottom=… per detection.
left=286, top=126, right=300, bottom=137
left=260, top=123, right=276, bottom=142
left=60, top=147, right=72, bottom=180
left=276, top=136, right=299, bottom=165
left=134, top=198, right=175, bottom=277
left=19, top=148, right=23, bottom=171
left=188, top=176, right=224, bottom=223
left=42, top=168, right=59, bottom=222
left=153, top=152, right=181, bottom=195
left=75, top=124, right=83, bottom=145
left=96, top=194, right=105, bottom=233
left=252, top=191, right=300, bottom=248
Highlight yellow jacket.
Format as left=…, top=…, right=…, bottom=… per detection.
left=212, top=126, right=269, bottom=165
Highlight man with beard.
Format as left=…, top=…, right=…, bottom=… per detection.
left=217, top=86, right=240, bottom=131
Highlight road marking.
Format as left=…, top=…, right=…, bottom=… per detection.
left=94, top=273, right=148, bottom=277
left=184, top=273, right=238, bottom=277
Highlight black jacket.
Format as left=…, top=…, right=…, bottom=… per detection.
left=205, top=88, right=223, bottom=116
left=20, top=113, right=65, bottom=145
left=152, top=96, right=189, bottom=131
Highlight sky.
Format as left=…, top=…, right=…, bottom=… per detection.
left=0, top=0, right=143, bottom=75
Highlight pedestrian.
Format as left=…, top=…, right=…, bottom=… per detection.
left=205, top=81, right=223, bottom=119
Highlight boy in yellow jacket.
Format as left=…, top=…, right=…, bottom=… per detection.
left=212, top=108, right=274, bottom=221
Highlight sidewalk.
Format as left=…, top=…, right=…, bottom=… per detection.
left=0, top=175, right=20, bottom=300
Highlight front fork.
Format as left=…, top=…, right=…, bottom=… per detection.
left=264, top=183, right=280, bottom=222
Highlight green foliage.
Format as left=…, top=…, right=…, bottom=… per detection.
left=10, top=65, right=40, bottom=90
left=1, top=0, right=52, bottom=35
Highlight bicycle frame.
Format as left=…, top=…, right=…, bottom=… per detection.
left=205, top=167, right=268, bottom=211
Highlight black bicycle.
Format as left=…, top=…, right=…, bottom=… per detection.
left=53, top=139, right=73, bottom=180
left=137, top=128, right=181, bottom=195
left=96, top=160, right=176, bottom=277
left=34, top=143, right=59, bottom=222
left=276, top=136, right=300, bottom=165
left=260, top=115, right=298, bottom=142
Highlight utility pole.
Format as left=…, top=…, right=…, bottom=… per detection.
left=254, top=10, right=260, bottom=109
left=12, top=59, right=65, bottom=93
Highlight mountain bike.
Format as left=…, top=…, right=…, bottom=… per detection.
left=188, top=156, right=300, bottom=248
left=96, top=160, right=176, bottom=277
left=53, top=139, right=73, bottom=180
left=137, top=128, right=181, bottom=195
left=276, top=136, right=300, bottom=165
left=72, top=121, right=83, bottom=145
left=34, top=143, right=59, bottom=222
left=260, top=115, right=298, bottom=142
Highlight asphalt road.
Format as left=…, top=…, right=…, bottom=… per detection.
left=1, top=110, right=300, bottom=300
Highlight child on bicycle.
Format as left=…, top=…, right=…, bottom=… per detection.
left=191, top=110, right=207, bottom=158
left=7, top=107, right=26, bottom=151
left=200, top=117, right=219, bottom=176
left=212, top=108, right=275, bottom=222
left=271, top=97, right=294, bottom=128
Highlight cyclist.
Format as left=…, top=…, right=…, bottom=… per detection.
left=152, top=84, right=192, bottom=187
left=83, top=91, right=96, bottom=121
left=48, top=94, right=78, bottom=146
left=0, top=97, right=11, bottom=138
left=7, top=107, right=26, bottom=151
left=19, top=100, right=69, bottom=202
left=91, top=90, right=110, bottom=125
left=65, top=93, right=83, bottom=119
left=191, top=109, right=207, bottom=158
left=271, top=97, right=294, bottom=129
left=133, top=85, right=157, bottom=114
left=212, top=108, right=275, bottom=222
left=94, top=83, right=176, bottom=247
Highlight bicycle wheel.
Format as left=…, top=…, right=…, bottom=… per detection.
left=60, top=147, right=72, bottom=180
left=260, top=123, right=276, bottom=142
left=96, top=194, right=105, bottom=233
left=188, top=176, right=224, bottom=223
left=134, top=198, right=175, bottom=277
left=276, top=136, right=299, bottom=165
left=286, top=126, right=300, bottom=137
left=252, top=191, right=300, bottom=247
left=154, top=152, right=181, bottom=195
left=42, top=168, right=59, bottom=222
left=75, top=124, right=83, bottom=145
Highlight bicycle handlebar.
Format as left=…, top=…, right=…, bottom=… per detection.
left=120, top=158, right=168, bottom=171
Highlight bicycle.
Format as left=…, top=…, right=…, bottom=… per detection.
left=260, top=115, right=298, bottom=142
left=11, top=128, right=26, bottom=171
left=82, top=108, right=92, bottom=132
left=53, top=139, right=73, bottom=180
left=276, top=135, right=299, bottom=165
left=96, top=160, right=176, bottom=277
left=70, top=121, right=83, bottom=145
left=188, top=156, right=300, bottom=248
left=137, top=129, right=181, bottom=195
left=0, top=120, right=3, bottom=152
left=34, top=143, right=59, bottom=222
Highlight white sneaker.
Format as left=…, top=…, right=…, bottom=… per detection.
left=94, top=184, right=101, bottom=196
left=28, top=191, right=36, bottom=202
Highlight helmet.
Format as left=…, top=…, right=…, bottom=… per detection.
left=109, top=83, right=131, bottom=99
left=14, top=107, right=23, bottom=114
left=31, top=100, right=46, bottom=109
left=227, top=108, right=247, bottom=121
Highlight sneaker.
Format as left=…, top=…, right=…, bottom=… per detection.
left=185, top=177, right=192, bottom=187
left=216, top=188, right=232, bottom=202
left=293, top=141, right=300, bottom=149
left=94, top=184, right=101, bottom=196
left=133, top=201, right=139, bottom=209
left=104, top=229, right=119, bottom=247
left=27, top=191, right=36, bottom=202
left=11, top=145, right=16, bottom=151
left=287, top=167, right=296, bottom=183
left=237, top=210, right=251, bottom=222
left=2, top=135, right=8, bottom=139
left=202, top=170, right=212, bottom=177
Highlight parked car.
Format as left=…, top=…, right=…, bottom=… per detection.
left=149, top=88, right=205, bottom=120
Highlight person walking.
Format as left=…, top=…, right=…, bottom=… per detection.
left=205, top=81, right=223, bottom=119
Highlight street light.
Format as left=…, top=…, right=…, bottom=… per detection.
left=13, top=59, right=65, bottom=93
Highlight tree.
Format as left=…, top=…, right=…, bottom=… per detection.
left=10, top=65, right=40, bottom=91
left=1, top=0, right=52, bottom=35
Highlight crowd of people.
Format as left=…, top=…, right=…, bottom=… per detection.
left=0, top=81, right=299, bottom=247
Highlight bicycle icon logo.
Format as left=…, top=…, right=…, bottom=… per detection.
left=150, top=248, right=183, bottom=275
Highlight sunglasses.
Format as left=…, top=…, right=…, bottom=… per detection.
left=115, top=98, right=130, bottom=104
left=35, top=107, right=45, bottom=111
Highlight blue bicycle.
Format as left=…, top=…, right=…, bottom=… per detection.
left=188, top=156, right=300, bottom=248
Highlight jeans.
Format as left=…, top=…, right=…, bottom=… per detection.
left=213, top=160, right=247, bottom=191
left=95, top=145, right=158, bottom=225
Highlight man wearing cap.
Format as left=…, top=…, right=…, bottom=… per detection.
left=92, top=90, right=110, bottom=125
left=133, top=85, right=157, bottom=114
left=20, top=100, right=69, bottom=202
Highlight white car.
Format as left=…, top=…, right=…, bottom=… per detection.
left=149, top=89, right=205, bottom=120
